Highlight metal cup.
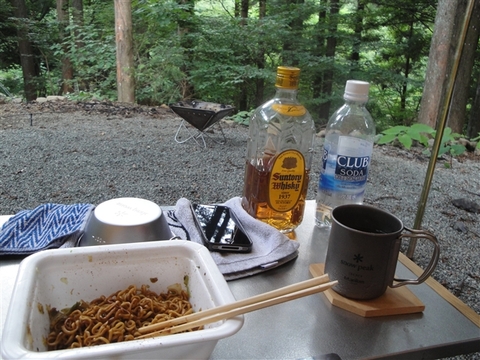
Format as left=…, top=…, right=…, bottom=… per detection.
left=80, top=197, right=173, bottom=246
left=324, top=204, right=440, bottom=300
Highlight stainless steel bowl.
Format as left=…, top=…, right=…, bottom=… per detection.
left=79, top=197, right=172, bottom=246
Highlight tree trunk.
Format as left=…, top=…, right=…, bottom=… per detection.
left=177, top=0, right=195, bottom=99
left=282, top=0, right=304, bottom=66
left=417, top=0, right=459, bottom=128
left=254, top=0, right=266, bottom=107
left=234, top=0, right=240, bottom=17
left=57, top=0, right=74, bottom=94
left=12, top=0, right=37, bottom=101
left=312, top=3, right=327, bottom=123
left=237, top=0, right=249, bottom=111
left=448, top=0, right=480, bottom=134
left=71, top=0, right=85, bottom=90
left=114, top=0, right=135, bottom=103
left=401, top=19, right=414, bottom=116
left=350, top=0, right=364, bottom=64
left=72, top=0, right=84, bottom=49
left=467, top=71, right=480, bottom=138
left=241, top=0, right=248, bottom=20
left=318, top=0, right=339, bottom=123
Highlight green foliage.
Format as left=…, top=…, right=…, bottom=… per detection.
left=0, top=0, right=18, bottom=69
left=65, top=91, right=98, bottom=101
left=230, top=110, right=254, bottom=126
left=472, top=133, right=480, bottom=150
left=135, top=38, right=186, bottom=105
left=0, top=66, right=23, bottom=96
left=378, top=123, right=434, bottom=149
left=426, top=127, right=466, bottom=158
left=50, top=21, right=117, bottom=100
left=378, top=124, right=468, bottom=162
left=186, top=15, right=289, bottom=105
left=2, top=0, right=477, bottom=142
left=357, top=0, right=436, bottom=127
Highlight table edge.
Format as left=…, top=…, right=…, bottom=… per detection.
left=398, top=252, right=480, bottom=328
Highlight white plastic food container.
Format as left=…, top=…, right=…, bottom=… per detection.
left=1, top=240, right=243, bottom=359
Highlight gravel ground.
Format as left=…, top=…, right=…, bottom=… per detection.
left=0, top=101, right=479, bottom=359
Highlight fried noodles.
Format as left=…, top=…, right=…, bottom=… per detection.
left=46, top=284, right=200, bottom=350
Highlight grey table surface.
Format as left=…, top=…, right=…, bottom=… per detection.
left=1, top=202, right=479, bottom=360
left=209, top=202, right=479, bottom=360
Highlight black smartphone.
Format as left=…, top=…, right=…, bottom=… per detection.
left=191, top=204, right=252, bottom=253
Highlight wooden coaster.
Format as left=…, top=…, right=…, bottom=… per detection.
left=310, top=263, right=425, bottom=317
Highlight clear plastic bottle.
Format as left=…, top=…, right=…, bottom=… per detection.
left=242, top=66, right=315, bottom=233
left=315, top=80, right=375, bottom=228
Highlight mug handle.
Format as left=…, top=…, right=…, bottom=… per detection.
left=391, top=227, right=440, bottom=288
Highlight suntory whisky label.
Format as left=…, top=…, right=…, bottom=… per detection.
left=268, top=150, right=305, bottom=212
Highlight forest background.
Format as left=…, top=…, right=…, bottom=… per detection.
left=1, top=0, right=480, bottom=141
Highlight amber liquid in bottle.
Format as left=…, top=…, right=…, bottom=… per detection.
left=242, top=159, right=309, bottom=232
left=242, top=66, right=315, bottom=233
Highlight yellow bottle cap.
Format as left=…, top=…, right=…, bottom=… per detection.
left=275, top=66, right=300, bottom=89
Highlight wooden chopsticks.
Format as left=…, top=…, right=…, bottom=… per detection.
left=136, top=274, right=337, bottom=339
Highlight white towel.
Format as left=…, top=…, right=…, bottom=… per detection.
left=166, top=197, right=300, bottom=280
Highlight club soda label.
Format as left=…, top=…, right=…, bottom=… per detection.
left=268, top=150, right=305, bottom=212
left=320, top=136, right=372, bottom=190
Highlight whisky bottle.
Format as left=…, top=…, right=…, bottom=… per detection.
left=242, top=66, right=315, bottom=233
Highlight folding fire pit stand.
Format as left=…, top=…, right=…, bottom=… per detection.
left=170, top=101, right=235, bottom=148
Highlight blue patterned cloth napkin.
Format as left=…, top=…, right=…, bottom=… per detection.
left=0, top=203, right=94, bottom=255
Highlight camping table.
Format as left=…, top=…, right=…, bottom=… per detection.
left=1, top=201, right=479, bottom=359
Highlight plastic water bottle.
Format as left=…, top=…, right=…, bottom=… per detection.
left=315, top=80, right=375, bottom=228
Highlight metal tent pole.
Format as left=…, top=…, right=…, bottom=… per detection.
left=407, top=0, right=475, bottom=258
